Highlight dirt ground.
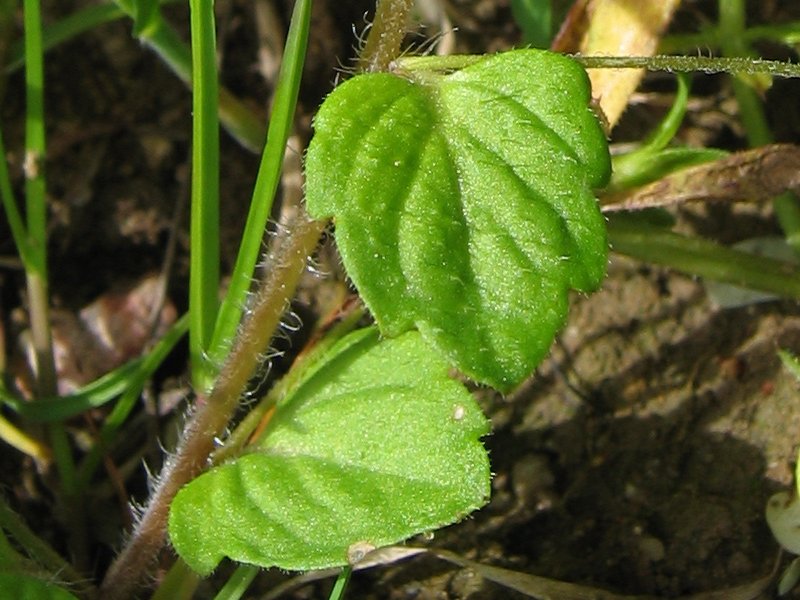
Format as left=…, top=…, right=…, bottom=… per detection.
left=4, top=0, right=800, bottom=598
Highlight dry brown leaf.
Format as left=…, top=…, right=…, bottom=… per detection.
left=12, top=274, right=176, bottom=396
left=602, top=144, right=800, bottom=212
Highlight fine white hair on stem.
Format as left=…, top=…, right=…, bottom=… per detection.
left=306, top=253, right=329, bottom=277
left=280, top=310, right=303, bottom=333
left=246, top=359, right=274, bottom=400
left=353, top=12, right=373, bottom=55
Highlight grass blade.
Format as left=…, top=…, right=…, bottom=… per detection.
left=188, top=0, right=220, bottom=390
left=76, top=313, right=188, bottom=489
left=208, top=0, right=312, bottom=366
left=212, top=565, right=259, bottom=600
left=608, top=215, right=800, bottom=298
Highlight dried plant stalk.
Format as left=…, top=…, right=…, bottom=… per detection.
left=602, top=145, right=800, bottom=211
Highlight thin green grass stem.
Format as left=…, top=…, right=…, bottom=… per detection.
left=0, top=130, right=33, bottom=267
left=115, top=0, right=264, bottom=151
left=136, top=14, right=265, bottom=152
left=717, top=0, right=800, bottom=251
left=22, top=0, right=57, bottom=395
left=188, top=0, right=220, bottom=392
left=213, top=564, right=259, bottom=600
left=3, top=359, right=144, bottom=421
left=150, top=557, right=200, bottom=600
left=139, top=16, right=192, bottom=82
left=6, top=3, right=123, bottom=73
left=718, top=0, right=770, bottom=146
left=641, top=73, right=689, bottom=151
left=23, top=0, right=46, bottom=266
left=24, top=0, right=80, bottom=526
left=209, top=0, right=312, bottom=366
left=328, top=567, right=352, bottom=600
left=75, top=314, right=188, bottom=492
left=608, top=216, right=800, bottom=298
left=7, top=0, right=264, bottom=151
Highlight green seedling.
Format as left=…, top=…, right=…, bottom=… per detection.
left=168, top=46, right=609, bottom=578
left=4, top=0, right=800, bottom=598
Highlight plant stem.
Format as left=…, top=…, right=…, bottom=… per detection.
left=608, top=216, right=800, bottom=298
left=573, top=54, right=800, bottom=78
left=99, top=216, right=326, bottom=600
left=718, top=0, right=771, bottom=146
left=102, top=1, right=411, bottom=594
left=25, top=273, right=55, bottom=397
left=138, top=17, right=266, bottom=152
left=358, top=0, right=415, bottom=72
left=209, top=0, right=312, bottom=367
left=397, top=53, right=800, bottom=78
left=114, top=0, right=266, bottom=152
left=328, top=567, right=352, bottom=600
left=24, top=0, right=87, bottom=569
left=0, top=108, right=31, bottom=271
left=22, top=0, right=54, bottom=397
left=188, top=0, right=221, bottom=392
left=717, top=0, right=800, bottom=250
left=212, top=564, right=259, bottom=600
left=150, top=557, right=200, bottom=600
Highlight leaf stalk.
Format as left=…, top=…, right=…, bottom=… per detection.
left=99, top=217, right=326, bottom=599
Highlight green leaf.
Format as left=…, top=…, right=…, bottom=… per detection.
left=305, top=49, right=610, bottom=391
left=0, top=574, right=79, bottom=600
left=610, top=146, right=727, bottom=191
left=169, top=327, right=490, bottom=575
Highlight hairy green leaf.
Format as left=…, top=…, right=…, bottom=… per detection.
left=169, top=327, right=490, bottom=575
left=305, top=49, right=610, bottom=391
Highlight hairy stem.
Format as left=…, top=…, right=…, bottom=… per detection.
left=396, top=53, right=800, bottom=79
left=99, top=217, right=326, bottom=599
left=101, top=1, right=411, bottom=594
left=574, top=54, right=800, bottom=78
left=358, top=0, right=414, bottom=72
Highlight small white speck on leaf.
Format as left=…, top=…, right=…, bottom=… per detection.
left=453, top=405, right=466, bottom=421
